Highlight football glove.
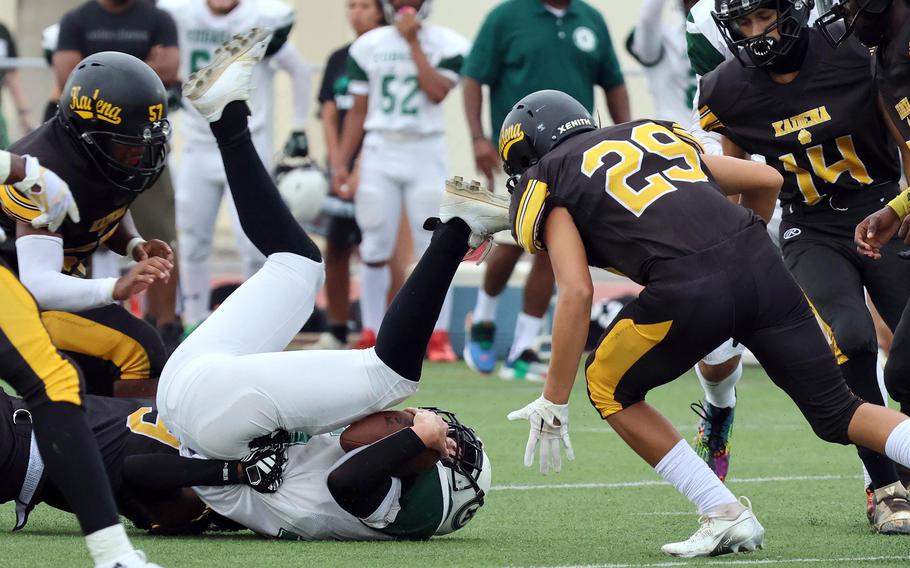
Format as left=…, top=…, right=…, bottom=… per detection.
left=240, top=446, right=287, bottom=494
left=507, top=396, right=575, bottom=475
left=283, top=130, right=309, bottom=158
left=13, top=155, right=80, bottom=232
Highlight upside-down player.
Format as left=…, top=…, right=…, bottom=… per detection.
left=502, top=88, right=910, bottom=557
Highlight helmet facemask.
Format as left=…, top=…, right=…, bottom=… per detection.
left=816, top=0, right=894, bottom=47
left=76, top=120, right=171, bottom=193
left=714, top=0, right=811, bottom=68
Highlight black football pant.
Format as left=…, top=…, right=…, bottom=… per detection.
left=780, top=192, right=910, bottom=488
left=585, top=223, right=862, bottom=447
left=0, top=263, right=119, bottom=534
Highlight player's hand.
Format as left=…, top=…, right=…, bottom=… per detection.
left=239, top=446, right=287, bottom=494
left=331, top=166, right=354, bottom=200
left=507, top=396, right=574, bottom=475
left=14, top=157, right=80, bottom=232
left=855, top=206, right=902, bottom=259
left=395, top=6, right=421, bottom=44
left=472, top=137, right=499, bottom=187
left=113, top=257, right=172, bottom=300
left=407, top=408, right=455, bottom=460
left=132, top=238, right=174, bottom=263
left=283, top=130, right=309, bottom=158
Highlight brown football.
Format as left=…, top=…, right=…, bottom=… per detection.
left=340, top=410, right=440, bottom=476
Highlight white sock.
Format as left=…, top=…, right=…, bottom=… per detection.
left=695, top=362, right=742, bottom=409
left=863, top=465, right=872, bottom=489
left=434, top=287, right=454, bottom=331
left=360, top=264, right=389, bottom=332
left=884, top=419, right=910, bottom=469
left=473, top=289, right=499, bottom=323
left=85, top=524, right=134, bottom=567
left=508, top=311, right=543, bottom=361
left=655, top=439, right=738, bottom=515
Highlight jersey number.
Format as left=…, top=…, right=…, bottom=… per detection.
left=779, top=135, right=872, bottom=205
left=380, top=74, right=420, bottom=116
left=581, top=122, right=708, bottom=217
left=190, top=49, right=210, bottom=74
left=126, top=407, right=179, bottom=449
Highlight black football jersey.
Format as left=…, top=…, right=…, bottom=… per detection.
left=876, top=18, right=910, bottom=150
left=508, top=120, right=759, bottom=285
left=698, top=29, right=900, bottom=207
left=0, top=120, right=138, bottom=276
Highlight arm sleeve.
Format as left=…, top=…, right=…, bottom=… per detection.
left=153, top=9, right=179, bottom=47
left=460, top=11, right=501, bottom=84
left=16, top=234, right=117, bottom=311
left=596, top=17, right=626, bottom=90
left=55, top=11, right=83, bottom=53
left=628, top=0, right=667, bottom=66
left=510, top=173, right=552, bottom=255
left=271, top=43, right=311, bottom=128
left=122, top=454, right=239, bottom=491
left=327, top=428, right=427, bottom=519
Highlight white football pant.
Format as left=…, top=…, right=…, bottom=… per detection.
left=157, top=252, right=418, bottom=460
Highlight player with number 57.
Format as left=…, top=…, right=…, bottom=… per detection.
left=500, top=89, right=910, bottom=557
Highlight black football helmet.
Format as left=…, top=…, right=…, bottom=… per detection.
left=713, top=0, right=814, bottom=68
left=498, top=90, right=596, bottom=189
left=58, top=51, right=171, bottom=193
left=815, top=0, right=893, bottom=47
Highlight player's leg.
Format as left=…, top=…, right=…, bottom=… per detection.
left=585, top=284, right=763, bottom=557
left=41, top=305, right=166, bottom=397
left=500, top=252, right=555, bottom=381
left=313, top=214, right=360, bottom=348
left=464, top=244, right=523, bottom=373
left=692, top=343, right=744, bottom=481
left=175, top=142, right=225, bottom=328
left=0, top=267, right=153, bottom=567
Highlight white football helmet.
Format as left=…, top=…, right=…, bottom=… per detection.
left=427, top=408, right=491, bottom=535
left=381, top=0, right=432, bottom=24
left=277, top=164, right=329, bottom=226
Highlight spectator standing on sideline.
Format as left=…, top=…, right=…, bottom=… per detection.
left=53, top=0, right=183, bottom=353
left=0, top=22, right=33, bottom=149
left=461, top=0, right=630, bottom=381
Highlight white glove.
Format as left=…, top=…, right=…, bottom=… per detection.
left=507, top=395, right=575, bottom=475
left=13, top=155, right=80, bottom=233
left=0, top=226, right=6, bottom=244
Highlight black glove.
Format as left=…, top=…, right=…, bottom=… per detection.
left=283, top=130, right=309, bottom=158
left=240, top=446, right=287, bottom=494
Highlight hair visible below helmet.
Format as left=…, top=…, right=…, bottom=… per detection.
left=815, top=0, right=894, bottom=47
left=380, top=0, right=432, bottom=23
left=498, top=90, right=596, bottom=187
left=713, top=0, right=813, bottom=68
left=57, top=51, right=170, bottom=193
left=419, top=408, right=491, bottom=535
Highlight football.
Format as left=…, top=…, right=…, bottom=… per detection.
left=340, top=410, right=440, bottom=476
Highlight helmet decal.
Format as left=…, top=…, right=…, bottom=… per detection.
left=499, top=123, right=525, bottom=161
left=69, top=86, right=123, bottom=125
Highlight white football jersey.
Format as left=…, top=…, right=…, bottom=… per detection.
left=158, top=0, right=294, bottom=145
left=348, top=25, right=469, bottom=136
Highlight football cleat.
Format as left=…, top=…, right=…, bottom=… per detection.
left=691, top=401, right=735, bottom=481
left=867, top=486, right=876, bottom=525
left=304, top=332, right=347, bottom=350
left=97, top=549, right=162, bottom=568
left=871, top=481, right=910, bottom=534
left=898, top=463, right=910, bottom=490
left=439, top=177, right=511, bottom=248
left=464, top=317, right=497, bottom=374
left=499, top=349, right=547, bottom=383
left=426, top=330, right=457, bottom=363
left=353, top=328, right=376, bottom=350
left=661, top=497, right=764, bottom=557
left=183, top=27, right=272, bottom=122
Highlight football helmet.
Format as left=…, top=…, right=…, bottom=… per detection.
left=58, top=51, right=170, bottom=193
left=498, top=89, right=596, bottom=187
left=381, top=0, right=432, bottom=24
left=276, top=158, right=330, bottom=226
left=815, top=0, right=893, bottom=46
left=423, top=408, right=492, bottom=535
left=713, top=0, right=813, bottom=68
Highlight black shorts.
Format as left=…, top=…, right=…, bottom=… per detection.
left=585, top=223, right=861, bottom=444
left=326, top=213, right=361, bottom=248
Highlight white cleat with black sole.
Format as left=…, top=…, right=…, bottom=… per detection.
left=183, top=27, right=273, bottom=122
left=661, top=497, right=764, bottom=558
left=439, top=176, right=511, bottom=247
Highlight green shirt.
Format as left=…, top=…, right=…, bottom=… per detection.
left=462, top=0, right=625, bottom=144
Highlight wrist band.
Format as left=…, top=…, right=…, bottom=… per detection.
left=125, top=237, right=147, bottom=259
left=887, top=188, right=910, bottom=221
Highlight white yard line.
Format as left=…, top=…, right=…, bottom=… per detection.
left=528, top=555, right=910, bottom=568
left=492, top=474, right=854, bottom=491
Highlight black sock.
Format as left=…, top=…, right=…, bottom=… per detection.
left=28, top=402, right=120, bottom=534
left=841, top=352, right=900, bottom=488
left=375, top=219, right=470, bottom=381
left=329, top=323, right=348, bottom=344
left=209, top=101, right=321, bottom=262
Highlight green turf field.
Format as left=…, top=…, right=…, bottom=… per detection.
left=3, top=364, right=910, bottom=567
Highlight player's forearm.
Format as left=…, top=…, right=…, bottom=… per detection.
left=145, top=45, right=179, bottom=86
left=0, top=152, right=27, bottom=184
left=407, top=40, right=452, bottom=104
left=543, top=286, right=591, bottom=405
left=52, top=50, right=82, bottom=91
left=104, top=212, right=142, bottom=256
left=123, top=454, right=242, bottom=491
left=321, top=102, right=342, bottom=168
left=463, top=78, right=486, bottom=140
left=701, top=154, right=782, bottom=222
left=632, top=0, right=667, bottom=64
left=335, top=100, right=367, bottom=172
left=605, top=84, right=631, bottom=124
left=273, top=45, right=312, bottom=127
left=5, top=71, right=30, bottom=118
